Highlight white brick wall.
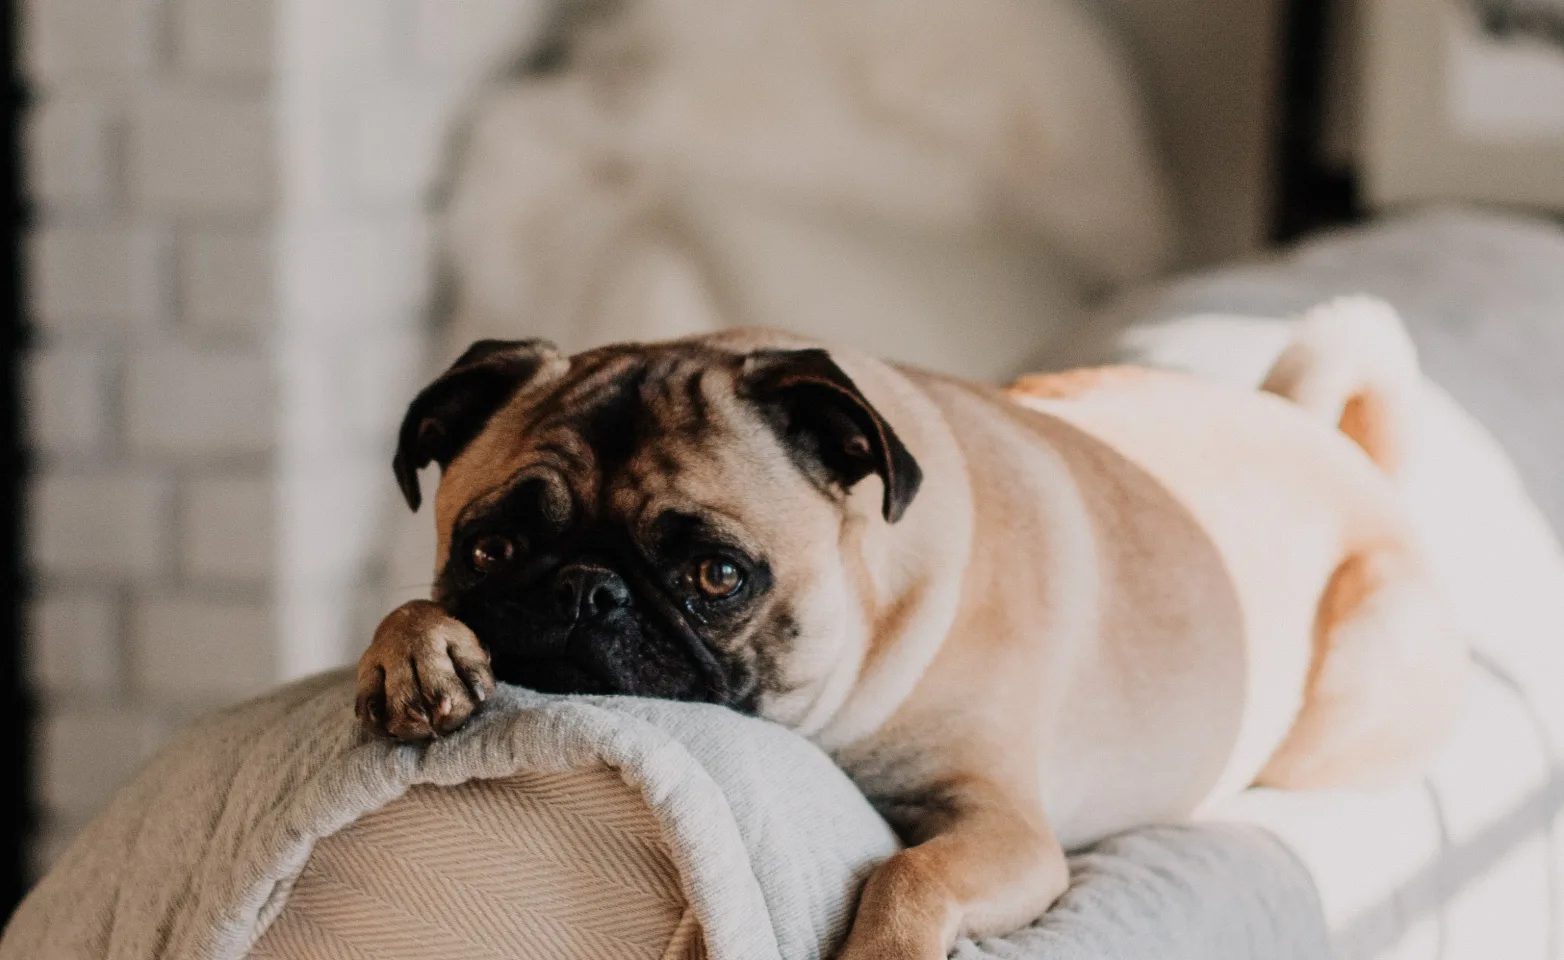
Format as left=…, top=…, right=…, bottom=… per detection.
left=131, top=596, right=275, bottom=703
left=126, top=346, right=274, bottom=456
left=21, top=0, right=541, bottom=879
left=22, top=0, right=288, bottom=877
left=29, top=470, right=172, bottom=580
left=173, top=0, right=275, bottom=81
left=28, top=225, right=165, bottom=332
left=178, top=227, right=273, bottom=336
left=29, top=590, right=121, bottom=695
left=24, top=97, right=119, bottom=211
left=180, top=476, right=273, bottom=583
left=22, top=0, right=161, bottom=82
left=344, top=82, right=453, bottom=207
left=24, top=347, right=112, bottom=458
left=409, top=0, right=547, bottom=75
left=131, top=89, right=274, bottom=214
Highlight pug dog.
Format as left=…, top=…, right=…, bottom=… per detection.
left=357, top=297, right=1465, bottom=960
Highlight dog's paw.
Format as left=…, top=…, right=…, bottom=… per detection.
left=355, top=600, right=496, bottom=741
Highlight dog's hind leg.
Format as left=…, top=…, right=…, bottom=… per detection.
left=1257, top=548, right=1467, bottom=790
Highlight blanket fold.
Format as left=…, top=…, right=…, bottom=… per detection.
left=1, top=670, right=1329, bottom=960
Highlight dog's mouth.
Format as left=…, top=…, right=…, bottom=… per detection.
left=502, top=652, right=610, bottom=696
left=471, top=611, right=731, bottom=703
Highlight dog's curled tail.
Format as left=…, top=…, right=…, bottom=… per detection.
left=1261, top=296, right=1419, bottom=476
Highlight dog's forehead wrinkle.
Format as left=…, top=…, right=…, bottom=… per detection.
left=682, top=364, right=713, bottom=423
left=531, top=350, right=746, bottom=468
left=444, top=340, right=826, bottom=561
left=608, top=484, right=654, bottom=534
left=647, top=354, right=691, bottom=404
left=648, top=501, right=749, bottom=548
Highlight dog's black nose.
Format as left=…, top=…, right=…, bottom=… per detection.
left=553, top=564, right=631, bottom=622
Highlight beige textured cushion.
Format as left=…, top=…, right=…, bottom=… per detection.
left=250, top=769, right=703, bottom=960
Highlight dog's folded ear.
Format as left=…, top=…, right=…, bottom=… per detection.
left=740, top=349, right=922, bottom=523
left=393, top=339, right=562, bottom=511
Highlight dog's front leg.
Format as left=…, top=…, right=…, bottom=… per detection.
left=837, top=783, right=1068, bottom=960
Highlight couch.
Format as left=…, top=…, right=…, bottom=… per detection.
left=8, top=211, right=1564, bottom=960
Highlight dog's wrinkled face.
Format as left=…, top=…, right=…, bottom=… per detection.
left=392, top=337, right=921, bottom=715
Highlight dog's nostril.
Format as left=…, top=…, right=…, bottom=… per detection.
left=586, top=581, right=628, bottom=616
left=553, top=564, right=630, bottom=621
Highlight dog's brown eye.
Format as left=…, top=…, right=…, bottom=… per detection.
left=471, top=535, right=515, bottom=573
left=693, top=558, right=744, bottom=598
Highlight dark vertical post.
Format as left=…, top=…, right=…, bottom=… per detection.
left=1, top=0, right=33, bottom=924
left=1272, top=0, right=1363, bottom=242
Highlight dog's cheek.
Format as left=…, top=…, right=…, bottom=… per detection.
left=753, top=576, right=872, bottom=730
left=742, top=610, right=797, bottom=703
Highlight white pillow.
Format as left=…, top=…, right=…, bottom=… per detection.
left=440, top=0, right=1175, bottom=378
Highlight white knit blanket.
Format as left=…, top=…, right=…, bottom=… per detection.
left=0, top=670, right=1328, bottom=960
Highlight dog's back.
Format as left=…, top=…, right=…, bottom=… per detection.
left=997, top=300, right=1460, bottom=804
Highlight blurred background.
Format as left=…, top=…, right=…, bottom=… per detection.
left=3, top=0, right=1564, bottom=924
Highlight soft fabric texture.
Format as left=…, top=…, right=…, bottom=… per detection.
left=442, top=0, right=1172, bottom=380
left=1, top=678, right=896, bottom=960
left=1064, top=208, right=1564, bottom=959
left=0, top=669, right=1329, bottom=960
left=248, top=768, right=704, bottom=960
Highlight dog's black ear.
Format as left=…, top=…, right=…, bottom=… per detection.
left=740, top=348, right=922, bottom=523
left=393, top=339, right=561, bottom=511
